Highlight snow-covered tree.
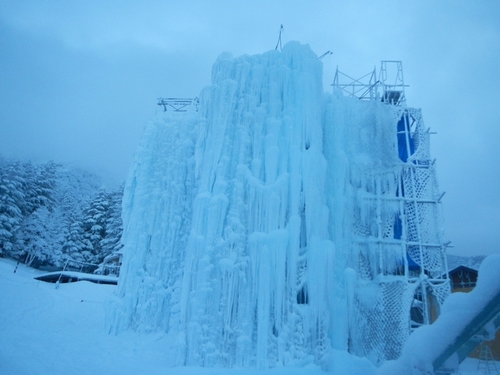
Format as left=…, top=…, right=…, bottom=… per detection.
left=61, top=219, right=93, bottom=264
left=0, top=157, right=124, bottom=269
left=14, top=162, right=59, bottom=264
left=18, top=207, right=52, bottom=267
left=0, top=161, right=26, bottom=257
left=82, top=189, right=110, bottom=263
left=51, top=164, right=105, bottom=267
left=99, top=185, right=124, bottom=260
left=67, top=185, right=124, bottom=266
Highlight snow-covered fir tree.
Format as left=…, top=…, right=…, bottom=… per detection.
left=0, top=158, right=124, bottom=270
left=0, top=160, right=27, bottom=256
left=99, top=185, right=124, bottom=261
left=82, top=189, right=110, bottom=263
left=18, top=207, right=53, bottom=267
left=16, top=162, right=58, bottom=266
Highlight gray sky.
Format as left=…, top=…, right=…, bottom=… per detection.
left=1, top=1, right=499, bottom=257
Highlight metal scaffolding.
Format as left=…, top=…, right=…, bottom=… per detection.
left=336, top=61, right=450, bottom=361
left=157, top=97, right=199, bottom=112
left=332, top=61, right=407, bottom=105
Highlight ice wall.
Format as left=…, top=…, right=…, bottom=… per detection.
left=110, top=42, right=420, bottom=369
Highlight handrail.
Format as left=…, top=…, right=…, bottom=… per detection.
left=157, top=97, right=199, bottom=112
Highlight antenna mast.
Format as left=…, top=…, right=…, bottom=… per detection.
left=275, top=24, right=284, bottom=51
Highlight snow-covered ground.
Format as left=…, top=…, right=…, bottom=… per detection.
left=1, top=257, right=495, bottom=375
left=0, top=258, right=333, bottom=374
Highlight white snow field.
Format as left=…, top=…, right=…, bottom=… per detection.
left=1, top=256, right=496, bottom=375
left=0, top=257, right=371, bottom=375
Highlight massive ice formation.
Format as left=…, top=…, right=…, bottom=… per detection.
left=110, top=42, right=447, bottom=369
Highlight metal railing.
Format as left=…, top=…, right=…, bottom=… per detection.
left=157, top=97, right=199, bottom=112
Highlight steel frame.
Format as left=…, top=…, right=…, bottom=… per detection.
left=397, top=107, right=450, bottom=328
left=338, top=62, right=450, bottom=356
left=157, top=97, right=199, bottom=112
left=332, top=61, right=408, bottom=106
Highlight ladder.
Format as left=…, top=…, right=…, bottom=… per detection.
left=477, top=345, right=499, bottom=375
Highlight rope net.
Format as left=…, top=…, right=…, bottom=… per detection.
left=347, top=107, right=449, bottom=364
left=350, top=278, right=416, bottom=364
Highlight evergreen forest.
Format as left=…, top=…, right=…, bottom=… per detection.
left=0, top=158, right=123, bottom=273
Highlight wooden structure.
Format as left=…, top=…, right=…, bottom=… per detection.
left=449, top=265, right=478, bottom=292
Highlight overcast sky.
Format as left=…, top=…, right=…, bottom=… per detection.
left=1, top=1, right=499, bottom=257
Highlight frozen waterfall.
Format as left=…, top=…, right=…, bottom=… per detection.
left=109, top=42, right=448, bottom=369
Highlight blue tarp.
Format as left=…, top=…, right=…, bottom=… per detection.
left=397, top=113, right=415, bottom=162
left=396, top=113, right=421, bottom=270
left=393, top=216, right=421, bottom=271
left=407, top=253, right=421, bottom=271
left=394, top=215, right=402, bottom=240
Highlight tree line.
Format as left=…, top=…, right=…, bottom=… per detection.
left=0, top=158, right=123, bottom=271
